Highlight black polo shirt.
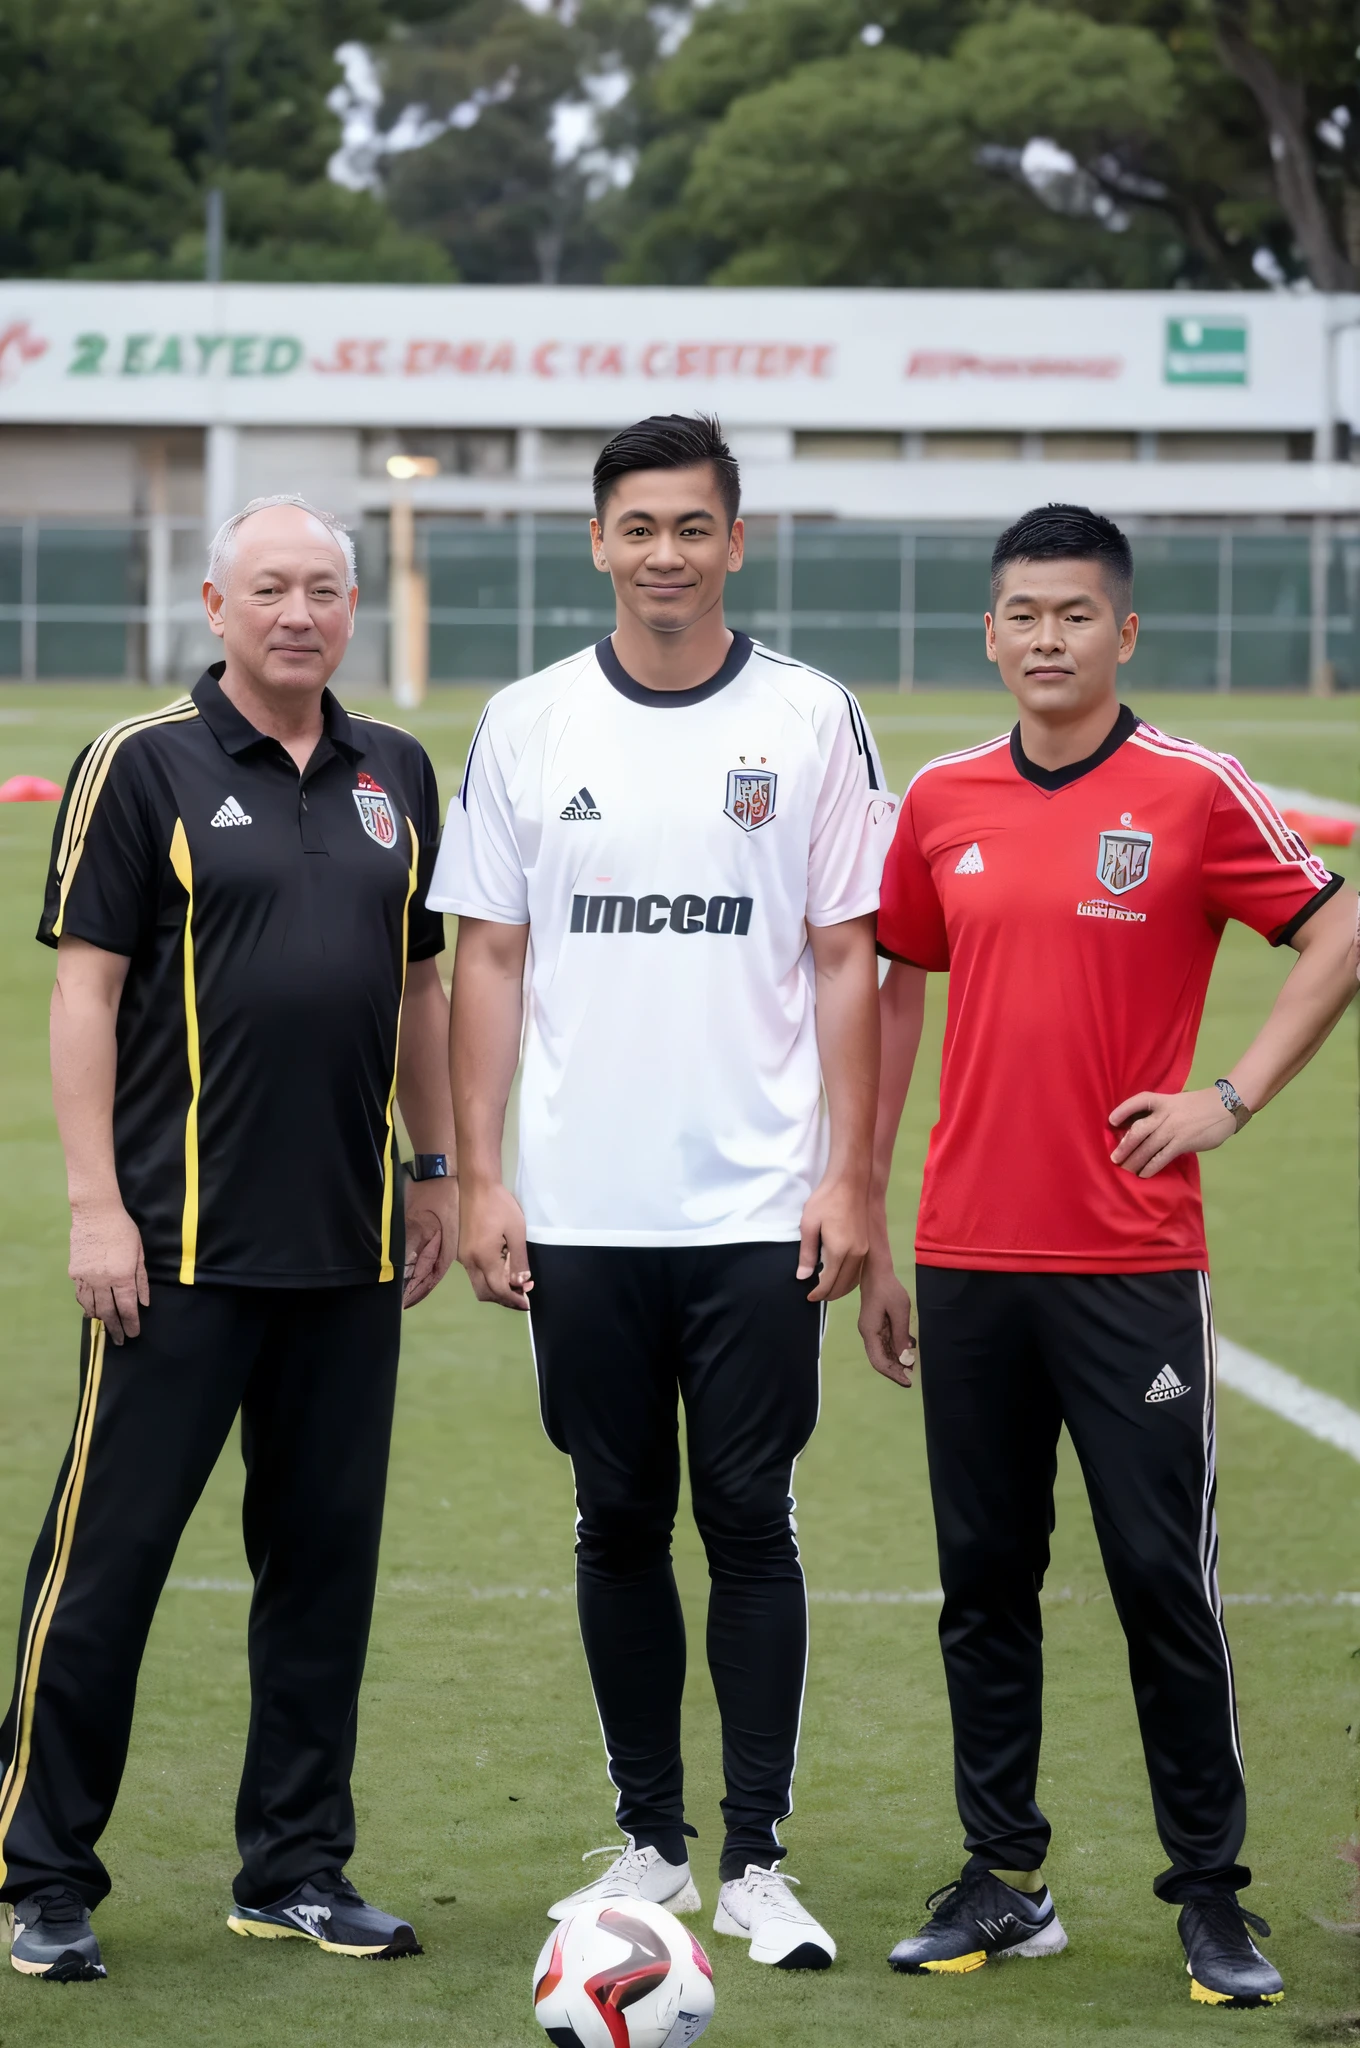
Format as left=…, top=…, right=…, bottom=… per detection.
left=38, top=665, right=444, bottom=1288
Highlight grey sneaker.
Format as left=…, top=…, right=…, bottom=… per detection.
left=8, top=1886, right=106, bottom=1981
left=548, top=1839, right=701, bottom=1921
left=227, top=1869, right=421, bottom=1959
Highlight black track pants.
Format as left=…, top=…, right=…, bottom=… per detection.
left=0, top=1281, right=401, bottom=1910
left=528, top=1242, right=822, bottom=1882
left=916, top=1265, right=1248, bottom=1903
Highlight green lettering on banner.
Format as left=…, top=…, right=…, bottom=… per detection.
left=68, top=334, right=107, bottom=376
left=229, top=335, right=260, bottom=375
left=151, top=335, right=182, bottom=374
left=122, top=334, right=153, bottom=374
left=196, top=335, right=229, bottom=373
left=262, top=336, right=302, bottom=375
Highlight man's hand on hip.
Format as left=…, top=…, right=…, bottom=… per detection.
left=403, top=1173, right=460, bottom=1309
left=1108, top=1086, right=1238, bottom=1178
left=458, top=1180, right=533, bottom=1310
left=857, top=1246, right=916, bottom=1388
left=798, top=1172, right=869, bottom=1303
left=69, top=1197, right=149, bottom=1344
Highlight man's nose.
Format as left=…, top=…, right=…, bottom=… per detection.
left=276, top=587, right=317, bottom=628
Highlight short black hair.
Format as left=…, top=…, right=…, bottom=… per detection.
left=593, top=413, right=741, bottom=527
left=991, top=503, right=1134, bottom=619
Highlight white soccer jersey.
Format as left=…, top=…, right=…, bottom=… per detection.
left=429, top=633, right=896, bottom=1246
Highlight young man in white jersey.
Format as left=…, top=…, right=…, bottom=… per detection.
left=429, top=414, right=894, bottom=1970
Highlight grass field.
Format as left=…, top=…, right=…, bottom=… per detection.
left=0, top=683, right=1356, bottom=2048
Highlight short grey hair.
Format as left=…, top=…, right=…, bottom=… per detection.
left=207, top=494, right=357, bottom=591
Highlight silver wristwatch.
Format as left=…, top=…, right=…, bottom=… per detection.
left=1214, top=1079, right=1252, bottom=1132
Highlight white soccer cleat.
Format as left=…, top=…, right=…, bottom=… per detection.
left=713, top=1865, right=836, bottom=1969
left=547, top=1839, right=702, bottom=1922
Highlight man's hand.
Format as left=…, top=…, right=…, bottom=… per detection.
left=403, top=1173, right=460, bottom=1309
left=1108, top=1086, right=1238, bottom=1178
left=797, top=1173, right=868, bottom=1303
left=857, top=1247, right=916, bottom=1388
left=69, top=1197, right=148, bottom=1344
left=458, top=1179, right=533, bottom=1310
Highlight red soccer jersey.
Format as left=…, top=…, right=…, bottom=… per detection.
left=877, top=706, right=1339, bottom=1273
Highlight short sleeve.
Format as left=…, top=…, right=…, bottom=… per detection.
left=1200, top=757, right=1342, bottom=945
left=877, top=784, right=950, bottom=971
left=37, top=740, right=160, bottom=955
left=407, top=744, right=446, bottom=962
left=805, top=693, right=899, bottom=926
left=426, top=706, right=529, bottom=922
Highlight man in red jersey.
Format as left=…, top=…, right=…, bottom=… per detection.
left=860, top=503, right=1358, bottom=2008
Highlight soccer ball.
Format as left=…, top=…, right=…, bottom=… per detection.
left=531, top=1897, right=715, bottom=2048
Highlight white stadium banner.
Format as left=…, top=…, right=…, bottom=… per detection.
left=0, top=282, right=1353, bottom=433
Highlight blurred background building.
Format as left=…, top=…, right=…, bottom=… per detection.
left=2, top=282, right=1359, bottom=690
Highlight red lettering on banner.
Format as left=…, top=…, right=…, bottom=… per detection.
left=532, top=341, right=560, bottom=377
left=400, top=339, right=520, bottom=375
left=906, top=350, right=1123, bottom=379
left=312, top=338, right=387, bottom=375
left=576, top=342, right=625, bottom=375
left=644, top=341, right=835, bottom=380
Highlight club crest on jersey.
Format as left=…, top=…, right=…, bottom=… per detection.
left=724, top=768, right=776, bottom=833
left=1097, top=827, right=1153, bottom=895
left=353, top=770, right=399, bottom=849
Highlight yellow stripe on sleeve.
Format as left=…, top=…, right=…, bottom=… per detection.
left=52, top=701, right=198, bottom=938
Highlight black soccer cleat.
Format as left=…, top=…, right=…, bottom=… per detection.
left=889, top=1867, right=1068, bottom=1974
left=1178, top=1895, right=1283, bottom=2008
left=228, top=1868, right=422, bottom=1960
left=8, top=1885, right=106, bottom=1981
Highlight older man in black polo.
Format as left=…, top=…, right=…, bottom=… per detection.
left=0, top=495, right=458, bottom=1981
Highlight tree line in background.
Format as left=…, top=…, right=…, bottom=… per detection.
left=1, top=0, right=1356, bottom=291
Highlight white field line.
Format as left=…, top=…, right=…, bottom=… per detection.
left=1216, top=1337, right=1360, bottom=1463
left=1257, top=781, right=1360, bottom=826
left=162, top=1343, right=1360, bottom=1605
left=163, top=1578, right=1360, bottom=1607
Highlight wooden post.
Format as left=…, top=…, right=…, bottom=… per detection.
left=389, top=493, right=427, bottom=707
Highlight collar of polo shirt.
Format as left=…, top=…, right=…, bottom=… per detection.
left=193, top=662, right=365, bottom=765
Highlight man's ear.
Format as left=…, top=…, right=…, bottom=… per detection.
left=203, top=580, right=226, bottom=640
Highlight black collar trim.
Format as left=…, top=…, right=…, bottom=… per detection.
left=597, top=631, right=753, bottom=707
left=1011, top=702, right=1139, bottom=791
left=192, top=663, right=364, bottom=761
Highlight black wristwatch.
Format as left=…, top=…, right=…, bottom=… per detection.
left=1214, top=1080, right=1252, bottom=1132
left=405, top=1153, right=449, bottom=1182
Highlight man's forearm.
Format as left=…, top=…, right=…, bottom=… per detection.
left=811, top=916, right=879, bottom=1183
left=396, top=959, right=457, bottom=1157
left=869, top=962, right=927, bottom=1245
left=449, top=920, right=528, bottom=1187
left=1229, top=891, right=1359, bottom=1113
left=51, top=947, right=128, bottom=1210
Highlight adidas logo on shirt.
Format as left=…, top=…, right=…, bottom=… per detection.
left=561, top=787, right=601, bottom=821
left=955, top=842, right=984, bottom=875
left=210, top=795, right=252, bottom=828
left=1145, top=1364, right=1190, bottom=1404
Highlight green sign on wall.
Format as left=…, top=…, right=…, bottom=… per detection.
left=1164, top=318, right=1248, bottom=385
